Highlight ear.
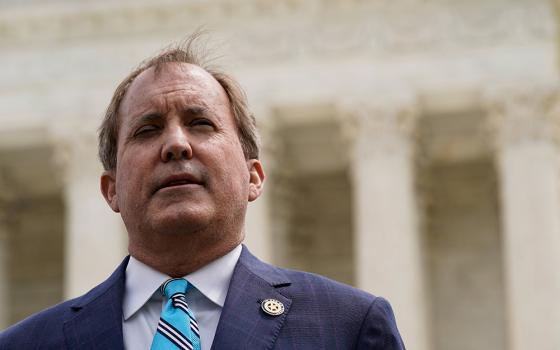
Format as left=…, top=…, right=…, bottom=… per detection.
left=100, top=170, right=120, bottom=213
left=247, top=159, right=265, bottom=202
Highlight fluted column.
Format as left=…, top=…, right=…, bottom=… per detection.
left=486, top=86, right=560, bottom=350
left=339, top=97, right=430, bottom=350
left=51, top=125, right=127, bottom=298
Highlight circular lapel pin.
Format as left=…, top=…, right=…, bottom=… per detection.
left=261, top=298, right=285, bottom=316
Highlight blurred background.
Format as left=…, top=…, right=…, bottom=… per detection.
left=1, top=0, right=559, bottom=349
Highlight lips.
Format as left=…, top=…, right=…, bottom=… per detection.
left=165, top=179, right=196, bottom=187
left=155, top=173, right=204, bottom=193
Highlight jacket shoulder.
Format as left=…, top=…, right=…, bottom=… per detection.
left=279, top=268, right=405, bottom=349
left=239, top=246, right=389, bottom=316
left=355, top=296, right=406, bottom=349
left=281, top=266, right=375, bottom=303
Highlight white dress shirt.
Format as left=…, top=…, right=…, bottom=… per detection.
left=122, top=245, right=242, bottom=350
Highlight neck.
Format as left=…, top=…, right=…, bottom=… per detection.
left=128, top=233, right=242, bottom=277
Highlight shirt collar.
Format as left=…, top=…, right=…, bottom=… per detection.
left=123, top=244, right=242, bottom=321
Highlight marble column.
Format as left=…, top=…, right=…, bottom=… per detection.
left=52, top=126, right=127, bottom=299
left=339, top=97, right=430, bottom=350
left=487, top=87, right=560, bottom=350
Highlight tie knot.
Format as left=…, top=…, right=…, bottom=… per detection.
left=161, top=278, right=189, bottom=299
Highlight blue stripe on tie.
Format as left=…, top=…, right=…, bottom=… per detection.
left=151, top=279, right=201, bottom=350
left=171, top=299, right=200, bottom=337
left=156, top=327, right=191, bottom=350
left=190, top=320, right=200, bottom=338
left=160, top=318, right=193, bottom=347
left=158, top=319, right=193, bottom=350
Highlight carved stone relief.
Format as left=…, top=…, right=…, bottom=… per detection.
left=484, top=85, right=560, bottom=149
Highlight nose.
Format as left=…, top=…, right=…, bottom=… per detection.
left=161, top=125, right=193, bottom=162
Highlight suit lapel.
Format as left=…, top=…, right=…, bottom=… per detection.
left=212, top=247, right=292, bottom=350
left=63, top=257, right=129, bottom=350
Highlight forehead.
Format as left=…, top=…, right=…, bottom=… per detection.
left=119, top=62, right=230, bottom=118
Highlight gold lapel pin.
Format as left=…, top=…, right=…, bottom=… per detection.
left=261, top=298, right=285, bottom=316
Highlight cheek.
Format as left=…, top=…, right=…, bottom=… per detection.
left=228, top=162, right=252, bottom=196
left=115, top=160, right=142, bottom=203
left=117, top=145, right=157, bottom=186
left=208, top=153, right=249, bottom=195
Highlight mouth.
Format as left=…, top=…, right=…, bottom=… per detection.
left=155, top=174, right=204, bottom=193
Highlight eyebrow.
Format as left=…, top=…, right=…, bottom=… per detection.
left=134, top=113, right=161, bottom=124
left=130, top=106, right=209, bottom=127
left=180, top=106, right=208, bottom=117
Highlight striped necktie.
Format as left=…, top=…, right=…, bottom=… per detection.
left=150, top=278, right=201, bottom=350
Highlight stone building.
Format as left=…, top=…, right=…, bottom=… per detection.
left=1, top=1, right=559, bottom=349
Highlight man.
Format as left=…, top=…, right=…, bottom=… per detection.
left=0, top=35, right=405, bottom=349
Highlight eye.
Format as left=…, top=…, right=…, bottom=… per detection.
left=134, top=124, right=159, bottom=136
left=190, top=118, right=214, bottom=129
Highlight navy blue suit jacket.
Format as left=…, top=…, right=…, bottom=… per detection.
left=0, top=246, right=405, bottom=349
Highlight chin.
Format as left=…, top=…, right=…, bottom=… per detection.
left=150, top=210, right=213, bottom=234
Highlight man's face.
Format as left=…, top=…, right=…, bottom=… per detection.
left=101, top=63, right=264, bottom=248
